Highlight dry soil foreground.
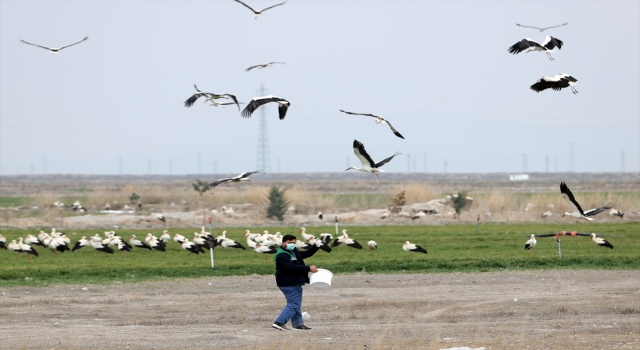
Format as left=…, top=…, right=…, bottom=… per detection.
left=1, top=270, right=639, bottom=350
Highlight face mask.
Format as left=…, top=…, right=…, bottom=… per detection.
left=286, top=243, right=296, bottom=251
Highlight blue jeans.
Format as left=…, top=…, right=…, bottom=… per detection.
left=275, top=285, right=304, bottom=327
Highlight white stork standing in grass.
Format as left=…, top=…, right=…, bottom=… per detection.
left=516, top=22, right=568, bottom=32
left=20, top=36, right=88, bottom=54
left=403, top=241, right=427, bottom=256
left=254, top=243, right=277, bottom=261
left=181, top=239, right=203, bottom=255
left=233, top=0, right=286, bottom=19
left=193, top=234, right=211, bottom=251
left=367, top=240, right=378, bottom=251
left=72, top=236, right=90, bottom=252
left=8, top=240, right=21, bottom=256
left=560, top=182, right=613, bottom=223
left=220, top=237, right=246, bottom=251
left=241, top=96, right=290, bottom=119
left=345, top=237, right=363, bottom=251
left=24, top=234, right=45, bottom=248
left=89, top=239, right=114, bottom=254
left=245, top=62, right=285, bottom=72
left=524, top=234, right=536, bottom=252
left=346, top=140, right=402, bottom=183
left=590, top=233, right=614, bottom=251
left=208, top=171, right=259, bottom=189
left=530, top=74, right=578, bottom=94
left=173, top=233, right=186, bottom=244
left=18, top=238, right=39, bottom=259
left=307, top=237, right=332, bottom=253
left=339, top=110, right=405, bottom=139
left=320, top=233, right=333, bottom=246
left=244, top=229, right=261, bottom=242
left=145, top=233, right=166, bottom=251
left=130, top=235, right=152, bottom=251
left=0, top=234, right=7, bottom=250
left=332, top=229, right=349, bottom=247
left=159, top=230, right=171, bottom=244
left=508, top=36, right=564, bottom=60
left=184, top=85, right=241, bottom=111
left=299, top=227, right=315, bottom=242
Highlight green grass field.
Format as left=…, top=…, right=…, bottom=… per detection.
left=1, top=222, right=638, bottom=287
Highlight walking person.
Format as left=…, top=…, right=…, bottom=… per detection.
left=272, top=234, right=322, bottom=331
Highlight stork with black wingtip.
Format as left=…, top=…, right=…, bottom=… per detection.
left=208, top=171, right=259, bottom=189
left=516, top=22, right=568, bottom=32
left=20, top=36, right=88, bottom=54
left=233, top=0, right=287, bottom=19
left=530, top=74, right=578, bottom=94
left=560, top=182, right=612, bottom=223
left=508, top=36, right=564, bottom=61
left=241, top=96, right=290, bottom=120
left=346, top=140, right=401, bottom=183
left=340, top=110, right=405, bottom=139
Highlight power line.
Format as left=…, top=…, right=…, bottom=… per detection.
left=256, top=83, right=271, bottom=173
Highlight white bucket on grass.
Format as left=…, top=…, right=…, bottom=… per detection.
left=309, top=268, right=333, bottom=292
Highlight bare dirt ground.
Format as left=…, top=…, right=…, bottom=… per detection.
left=1, top=270, right=639, bottom=350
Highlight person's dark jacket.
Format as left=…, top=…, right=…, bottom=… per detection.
left=274, top=245, right=320, bottom=287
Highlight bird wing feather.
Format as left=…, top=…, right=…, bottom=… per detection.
left=542, top=36, right=563, bottom=50
left=20, top=40, right=53, bottom=51
left=516, top=23, right=543, bottom=30
left=560, top=182, right=585, bottom=215
left=245, top=65, right=261, bottom=71
left=584, top=203, right=614, bottom=217
left=208, top=178, right=232, bottom=188
left=278, top=103, right=289, bottom=120
left=234, top=0, right=258, bottom=13
left=384, top=120, right=405, bottom=139
left=339, top=110, right=379, bottom=118
left=374, top=152, right=402, bottom=169
left=353, top=140, right=377, bottom=168
left=221, top=94, right=241, bottom=111
left=260, top=1, right=287, bottom=12
left=57, top=36, right=89, bottom=50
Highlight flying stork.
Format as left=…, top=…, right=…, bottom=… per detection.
left=245, top=62, right=285, bottom=72
left=590, top=233, right=614, bottom=251
left=241, top=96, right=290, bottom=119
left=20, top=36, right=88, bottom=54
left=208, top=171, right=259, bottom=189
left=508, top=36, right=564, bottom=61
left=184, top=85, right=240, bottom=111
left=339, top=110, right=405, bottom=139
left=560, top=182, right=612, bottom=223
left=516, top=22, right=568, bottom=32
left=346, top=140, right=401, bottom=182
left=530, top=74, right=578, bottom=94
left=233, top=0, right=286, bottom=19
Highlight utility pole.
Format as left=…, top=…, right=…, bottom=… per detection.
left=620, top=150, right=625, bottom=172
left=42, top=155, right=47, bottom=174
left=148, top=159, right=151, bottom=175
left=522, top=154, right=528, bottom=173
left=412, top=155, right=416, bottom=172
left=546, top=156, right=549, bottom=173
left=444, top=160, right=447, bottom=174
left=119, top=156, right=123, bottom=175
left=569, top=143, right=574, bottom=172
left=423, top=152, right=427, bottom=173
left=554, top=155, right=557, bottom=173
left=169, top=158, right=173, bottom=175
left=256, top=82, right=271, bottom=173
left=197, top=152, right=202, bottom=174
left=213, top=161, right=218, bottom=174
left=407, top=154, right=411, bottom=172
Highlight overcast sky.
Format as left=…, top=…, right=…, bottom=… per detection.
left=1, top=1, right=638, bottom=176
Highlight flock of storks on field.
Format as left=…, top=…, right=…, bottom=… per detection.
left=15, top=2, right=616, bottom=258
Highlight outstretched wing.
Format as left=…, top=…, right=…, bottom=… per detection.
left=584, top=203, right=614, bottom=217
left=260, top=1, right=287, bottom=12
left=541, top=22, right=568, bottom=31
left=208, top=178, right=232, bottom=189
left=560, top=182, right=585, bottom=215
left=241, top=96, right=286, bottom=118
left=384, top=120, right=404, bottom=139
left=58, top=36, right=89, bottom=50
left=221, top=94, right=241, bottom=111
left=374, top=152, right=402, bottom=169
left=530, top=78, right=552, bottom=93
left=237, top=171, right=259, bottom=179
left=340, top=110, right=379, bottom=118
left=245, top=65, right=261, bottom=72
left=353, top=140, right=376, bottom=168
left=184, top=92, right=207, bottom=107
left=234, top=0, right=258, bottom=13
left=20, top=39, right=53, bottom=51
left=516, top=23, right=543, bottom=30
left=542, top=36, right=564, bottom=50
left=508, top=39, right=539, bottom=54
left=278, top=103, right=289, bottom=120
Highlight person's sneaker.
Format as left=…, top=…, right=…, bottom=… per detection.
left=272, top=322, right=289, bottom=331
left=293, top=325, right=312, bottom=330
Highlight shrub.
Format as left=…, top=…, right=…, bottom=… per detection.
left=192, top=179, right=210, bottom=196
left=389, top=190, right=406, bottom=214
left=451, top=191, right=469, bottom=220
left=266, top=186, right=290, bottom=221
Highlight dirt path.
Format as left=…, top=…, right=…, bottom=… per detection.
left=1, top=270, right=639, bottom=349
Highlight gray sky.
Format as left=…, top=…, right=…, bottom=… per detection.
left=1, top=1, right=638, bottom=175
